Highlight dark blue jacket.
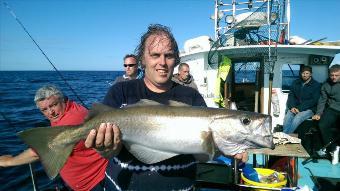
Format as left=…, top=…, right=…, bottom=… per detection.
left=286, top=78, right=321, bottom=112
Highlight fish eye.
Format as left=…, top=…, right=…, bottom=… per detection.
left=241, top=118, right=251, bottom=125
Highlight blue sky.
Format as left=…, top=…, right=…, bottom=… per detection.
left=1, top=0, right=339, bottom=71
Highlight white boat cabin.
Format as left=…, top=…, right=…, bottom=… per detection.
left=178, top=0, right=340, bottom=129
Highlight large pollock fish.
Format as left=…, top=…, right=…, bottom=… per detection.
left=18, top=99, right=274, bottom=179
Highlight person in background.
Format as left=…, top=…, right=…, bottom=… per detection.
left=312, top=64, right=340, bottom=156
left=0, top=85, right=108, bottom=191
left=283, top=65, right=321, bottom=133
left=84, top=24, right=248, bottom=191
left=113, top=54, right=143, bottom=84
left=172, top=62, right=198, bottom=89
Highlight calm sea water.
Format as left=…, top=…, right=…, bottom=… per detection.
left=0, top=71, right=123, bottom=190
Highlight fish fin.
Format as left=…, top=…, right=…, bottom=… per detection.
left=126, top=99, right=190, bottom=107
left=167, top=100, right=191, bottom=107
left=86, top=103, right=115, bottom=121
left=125, top=99, right=163, bottom=107
left=200, top=131, right=215, bottom=160
left=18, top=125, right=80, bottom=179
left=125, top=142, right=178, bottom=164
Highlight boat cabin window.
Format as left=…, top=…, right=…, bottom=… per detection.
left=282, top=64, right=301, bottom=93
left=233, top=62, right=260, bottom=84
left=232, top=61, right=260, bottom=111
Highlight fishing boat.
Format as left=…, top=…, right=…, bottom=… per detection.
left=180, top=0, right=340, bottom=190
left=2, top=0, right=339, bottom=190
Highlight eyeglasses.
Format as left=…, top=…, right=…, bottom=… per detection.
left=124, top=64, right=137, bottom=67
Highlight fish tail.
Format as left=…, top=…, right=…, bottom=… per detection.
left=18, top=125, right=81, bottom=179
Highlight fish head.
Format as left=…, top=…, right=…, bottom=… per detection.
left=210, top=110, right=274, bottom=156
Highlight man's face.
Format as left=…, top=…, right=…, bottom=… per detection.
left=124, top=57, right=138, bottom=78
left=301, top=71, right=312, bottom=82
left=179, top=65, right=190, bottom=81
left=142, top=34, right=176, bottom=90
left=37, top=95, right=66, bottom=122
left=330, top=70, right=340, bottom=83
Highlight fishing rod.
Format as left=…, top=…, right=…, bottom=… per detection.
left=0, top=111, right=19, bottom=133
left=3, top=1, right=88, bottom=109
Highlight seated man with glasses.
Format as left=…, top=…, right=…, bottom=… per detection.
left=113, top=54, right=144, bottom=84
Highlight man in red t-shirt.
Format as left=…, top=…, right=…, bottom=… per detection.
left=0, top=85, right=108, bottom=191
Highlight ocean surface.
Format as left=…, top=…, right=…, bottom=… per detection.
left=0, top=71, right=123, bottom=190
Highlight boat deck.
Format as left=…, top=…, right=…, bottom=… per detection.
left=246, top=154, right=340, bottom=190
left=195, top=156, right=340, bottom=190
left=299, top=158, right=340, bottom=190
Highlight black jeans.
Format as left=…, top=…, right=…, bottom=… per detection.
left=318, top=107, right=340, bottom=151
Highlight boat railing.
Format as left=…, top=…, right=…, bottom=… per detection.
left=212, top=0, right=288, bottom=43
left=209, top=0, right=283, bottom=72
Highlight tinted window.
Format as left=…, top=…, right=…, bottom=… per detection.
left=234, top=61, right=260, bottom=83
left=282, top=64, right=300, bottom=92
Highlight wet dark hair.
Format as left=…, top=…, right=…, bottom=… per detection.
left=135, top=24, right=180, bottom=67
left=123, top=54, right=137, bottom=61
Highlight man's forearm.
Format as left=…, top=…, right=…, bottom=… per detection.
left=0, top=148, right=39, bottom=167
